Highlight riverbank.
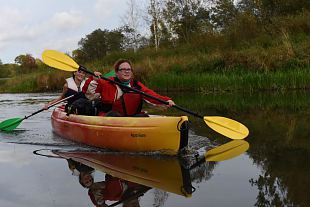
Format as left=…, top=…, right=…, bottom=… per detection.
left=0, top=68, right=309, bottom=93
left=1, top=31, right=309, bottom=93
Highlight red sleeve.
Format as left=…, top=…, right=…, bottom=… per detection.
left=137, top=81, right=171, bottom=105
left=82, top=76, right=94, bottom=93
left=95, top=79, right=102, bottom=94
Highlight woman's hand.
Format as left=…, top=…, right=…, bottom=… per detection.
left=93, top=71, right=102, bottom=81
left=167, top=100, right=175, bottom=107
left=43, top=103, right=49, bottom=110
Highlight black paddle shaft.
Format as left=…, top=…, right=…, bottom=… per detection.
left=79, top=66, right=204, bottom=119
left=24, top=108, right=45, bottom=120
left=23, top=95, right=75, bottom=120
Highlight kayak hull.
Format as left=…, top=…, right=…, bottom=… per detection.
left=51, top=107, right=189, bottom=155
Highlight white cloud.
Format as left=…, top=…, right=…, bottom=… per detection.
left=0, top=8, right=26, bottom=42
left=50, top=11, right=87, bottom=30
left=0, top=7, right=24, bottom=29
left=0, top=8, right=84, bottom=61
left=94, top=0, right=114, bottom=18
left=0, top=0, right=148, bottom=63
left=94, top=0, right=127, bottom=28
left=40, top=36, right=80, bottom=55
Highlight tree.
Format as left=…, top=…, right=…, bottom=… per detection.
left=235, top=0, right=310, bottom=38
left=78, top=29, right=109, bottom=61
left=149, top=0, right=162, bottom=50
left=237, top=0, right=310, bottom=22
left=210, top=0, right=238, bottom=31
left=122, top=0, right=145, bottom=51
left=162, top=0, right=211, bottom=43
left=149, top=0, right=160, bottom=50
left=78, top=29, right=124, bottom=61
left=148, top=0, right=174, bottom=49
left=14, top=54, right=37, bottom=73
left=72, top=49, right=88, bottom=64
left=106, top=29, right=124, bottom=53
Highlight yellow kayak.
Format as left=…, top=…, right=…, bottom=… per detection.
left=51, top=107, right=189, bottom=155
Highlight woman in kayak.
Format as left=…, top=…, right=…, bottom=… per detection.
left=82, top=59, right=175, bottom=117
left=88, top=174, right=150, bottom=207
left=44, top=69, right=86, bottom=110
left=66, top=158, right=95, bottom=188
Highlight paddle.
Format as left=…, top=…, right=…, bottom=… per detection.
left=42, top=50, right=249, bottom=139
left=189, top=140, right=249, bottom=169
left=0, top=95, right=74, bottom=131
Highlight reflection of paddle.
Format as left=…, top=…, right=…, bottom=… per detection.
left=42, top=50, right=249, bottom=140
left=190, top=140, right=249, bottom=169
left=0, top=95, right=74, bottom=131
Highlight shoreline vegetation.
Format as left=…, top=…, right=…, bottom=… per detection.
left=0, top=3, right=309, bottom=93
left=0, top=35, right=309, bottom=93
left=0, top=42, right=309, bottom=93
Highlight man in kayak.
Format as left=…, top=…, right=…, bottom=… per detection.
left=44, top=69, right=86, bottom=110
left=82, top=59, right=175, bottom=117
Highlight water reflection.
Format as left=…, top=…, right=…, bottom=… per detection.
left=52, top=151, right=194, bottom=199
left=1, top=92, right=309, bottom=206
left=65, top=156, right=151, bottom=207
left=166, top=91, right=310, bottom=207
left=248, top=134, right=310, bottom=207
left=33, top=140, right=249, bottom=206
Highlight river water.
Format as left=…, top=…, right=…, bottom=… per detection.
left=0, top=92, right=309, bottom=207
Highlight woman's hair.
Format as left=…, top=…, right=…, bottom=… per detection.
left=114, top=59, right=133, bottom=72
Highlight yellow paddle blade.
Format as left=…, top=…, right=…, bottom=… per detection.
left=42, top=50, right=79, bottom=72
left=204, top=116, right=249, bottom=139
left=205, top=140, right=249, bottom=162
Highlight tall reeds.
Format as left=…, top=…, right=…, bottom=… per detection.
left=147, top=68, right=310, bottom=92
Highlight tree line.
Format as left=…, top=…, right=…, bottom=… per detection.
left=73, top=0, right=310, bottom=64
left=1, top=0, right=309, bottom=76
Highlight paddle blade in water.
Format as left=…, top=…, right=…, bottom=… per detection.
left=0, top=118, right=23, bottom=131
left=205, top=140, right=249, bottom=162
left=204, top=116, right=249, bottom=139
left=42, top=50, right=79, bottom=72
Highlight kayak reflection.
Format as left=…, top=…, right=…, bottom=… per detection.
left=50, top=139, right=249, bottom=206
left=53, top=150, right=194, bottom=200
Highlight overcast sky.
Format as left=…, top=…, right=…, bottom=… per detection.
left=0, top=0, right=147, bottom=64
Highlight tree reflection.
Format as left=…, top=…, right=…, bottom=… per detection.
left=247, top=110, right=310, bottom=207
left=250, top=172, right=293, bottom=207
left=172, top=91, right=310, bottom=207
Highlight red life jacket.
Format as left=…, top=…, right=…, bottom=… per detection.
left=112, top=91, right=143, bottom=116
left=102, top=178, right=125, bottom=201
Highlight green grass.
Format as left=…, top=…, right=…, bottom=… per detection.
left=147, top=68, right=310, bottom=92
left=0, top=70, right=68, bottom=93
